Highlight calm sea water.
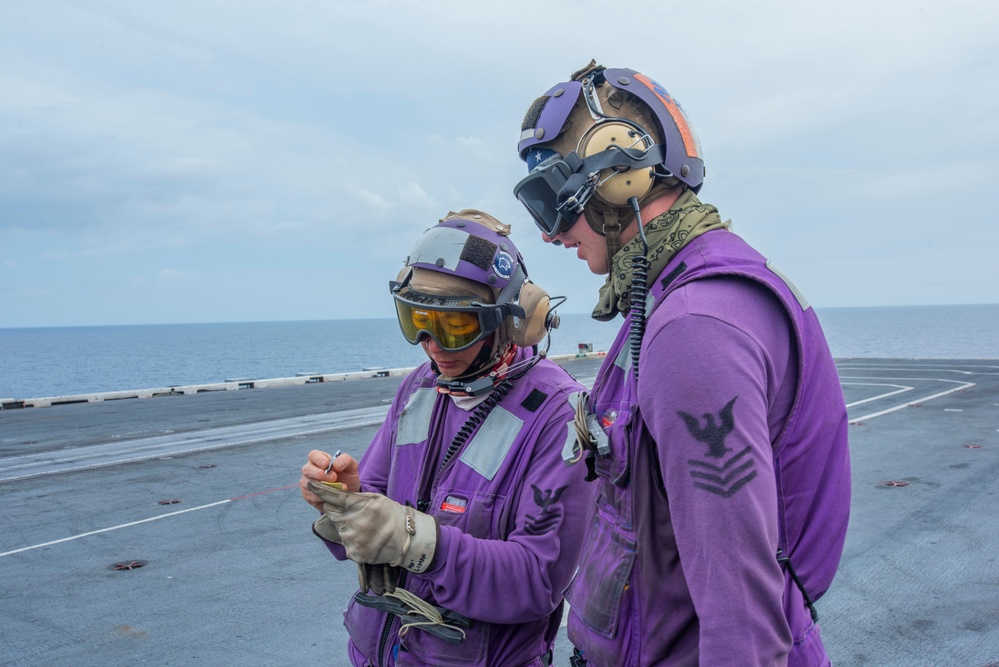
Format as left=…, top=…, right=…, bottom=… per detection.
left=2, top=305, right=998, bottom=399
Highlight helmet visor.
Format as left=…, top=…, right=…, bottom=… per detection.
left=394, top=299, right=489, bottom=351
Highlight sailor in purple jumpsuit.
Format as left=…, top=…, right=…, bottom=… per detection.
left=300, top=210, right=593, bottom=667
left=513, top=63, right=852, bottom=666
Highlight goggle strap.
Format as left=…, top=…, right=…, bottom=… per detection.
left=494, top=263, right=528, bottom=310
left=556, top=145, right=667, bottom=218
left=388, top=269, right=413, bottom=293
left=573, top=143, right=666, bottom=174
left=563, top=151, right=584, bottom=172
left=477, top=301, right=526, bottom=334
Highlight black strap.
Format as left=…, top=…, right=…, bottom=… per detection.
left=777, top=549, right=819, bottom=622
left=577, top=143, right=666, bottom=173
left=353, top=592, right=472, bottom=644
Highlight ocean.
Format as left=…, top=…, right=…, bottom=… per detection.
left=2, top=304, right=998, bottom=400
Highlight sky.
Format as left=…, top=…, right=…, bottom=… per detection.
left=1, top=1, right=997, bottom=328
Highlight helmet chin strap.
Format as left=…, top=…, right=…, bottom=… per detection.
left=599, top=206, right=624, bottom=268
left=434, top=341, right=517, bottom=397
left=584, top=198, right=630, bottom=270
left=584, top=178, right=680, bottom=268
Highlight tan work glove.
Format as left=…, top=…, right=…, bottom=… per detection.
left=308, top=480, right=345, bottom=544
left=306, top=481, right=437, bottom=574
left=311, top=513, right=342, bottom=544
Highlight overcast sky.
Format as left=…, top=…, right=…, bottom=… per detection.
left=1, top=1, right=997, bottom=328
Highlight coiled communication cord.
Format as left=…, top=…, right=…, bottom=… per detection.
left=628, top=196, right=648, bottom=379
left=440, top=378, right=514, bottom=472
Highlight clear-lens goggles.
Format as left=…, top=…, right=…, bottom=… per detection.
left=394, top=300, right=492, bottom=351
left=512, top=154, right=588, bottom=237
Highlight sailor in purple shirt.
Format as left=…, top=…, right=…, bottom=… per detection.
left=513, top=61, right=852, bottom=666
left=300, top=209, right=593, bottom=666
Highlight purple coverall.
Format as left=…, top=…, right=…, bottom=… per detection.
left=566, top=229, right=851, bottom=666
left=324, top=348, right=594, bottom=667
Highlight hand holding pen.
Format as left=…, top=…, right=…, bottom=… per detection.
left=299, top=448, right=362, bottom=511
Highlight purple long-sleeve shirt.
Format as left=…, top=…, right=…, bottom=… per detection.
left=323, top=349, right=594, bottom=667
left=566, top=229, right=851, bottom=666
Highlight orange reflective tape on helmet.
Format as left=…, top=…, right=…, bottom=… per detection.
left=632, top=72, right=700, bottom=160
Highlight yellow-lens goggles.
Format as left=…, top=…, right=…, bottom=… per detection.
left=395, top=301, right=485, bottom=351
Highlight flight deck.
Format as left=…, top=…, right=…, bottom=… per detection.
left=2, top=357, right=997, bottom=666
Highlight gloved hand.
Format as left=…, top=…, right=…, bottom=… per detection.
left=306, top=481, right=437, bottom=574
left=358, top=563, right=400, bottom=596
left=308, top=480, right=346, bottom=544
left=311, top=513, right=342, bottom=544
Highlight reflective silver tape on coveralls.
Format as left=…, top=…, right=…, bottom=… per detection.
left=458, top=406, right=524, bottom=481
left=396, top=388, right=437, bottom=446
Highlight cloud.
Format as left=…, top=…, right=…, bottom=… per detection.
left=350, top=188, right=393, bottom=212
left=158, top=268, right=186, bottom=280
left=455, top=137, right=486, bottom=149
left=398, top=182, right=435, bottom=207
left=0, top=0, right=997, bottom=327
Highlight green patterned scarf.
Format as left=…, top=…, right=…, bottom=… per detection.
left=592, top=189, right=729, bottom=320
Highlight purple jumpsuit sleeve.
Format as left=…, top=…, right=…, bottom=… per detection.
left=320, top=378, right=412, bottom=561
left=422, top=407, right=593, bottom=624
left=638, top=279, right=794, bottom=665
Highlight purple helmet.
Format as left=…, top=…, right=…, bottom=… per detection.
left=390, top=210, right=552, bottom=356
left=514, top=65, right=705, bottom=238
left=518, top=66, right=704, bottom=192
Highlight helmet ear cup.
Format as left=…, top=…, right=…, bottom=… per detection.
left=579, top=121, right=655, bottom=206
left=504, top=281, right=551, bottom=348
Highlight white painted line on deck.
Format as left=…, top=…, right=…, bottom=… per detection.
left=842, top=378, right=976, bottom=424
left=0, top=484, right=300, bottom=559
left=0, top=500, right=231, bottom=558
left=842, top=383, right=914, bottom=408
left=0, top=405, right=390, bottom=483
left=837, top=362, right=999, bottom=375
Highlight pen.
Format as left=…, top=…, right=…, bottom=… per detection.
left=324, top=450, right=342, bottom=475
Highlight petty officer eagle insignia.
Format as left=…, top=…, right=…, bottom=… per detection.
left=678, top=396, right=758, bottom=499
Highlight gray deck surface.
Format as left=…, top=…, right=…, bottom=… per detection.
left=1, top=357, right=997, bottom=666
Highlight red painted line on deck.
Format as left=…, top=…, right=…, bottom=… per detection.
left=230, top=484, right=299, bottom=501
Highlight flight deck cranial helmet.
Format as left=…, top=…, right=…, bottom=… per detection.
left=390, top=209, right=552, bottom=384
left=514, top=60, right=705, bottom=263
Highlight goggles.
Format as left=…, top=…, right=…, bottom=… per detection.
left=513, top=144, right=666, bottom=237
left=512, top=152, right=589, bottom=237
left=392, top=292, right=524, bottom=352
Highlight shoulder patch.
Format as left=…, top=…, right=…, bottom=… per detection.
left=659, top=261, right=687, bottom=290
left=521, top=389, right=548, bottom=412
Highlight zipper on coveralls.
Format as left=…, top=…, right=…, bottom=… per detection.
left=374, top=570, right=406, bottom=666
left=376, top=392, right=449, bottom=665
